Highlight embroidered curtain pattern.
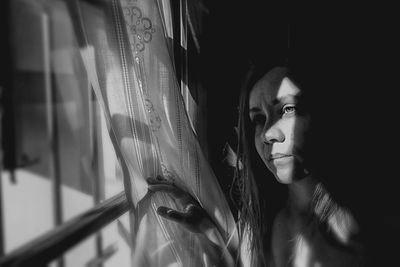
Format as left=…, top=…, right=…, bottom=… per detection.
left=71, top=0, right=238, bottom=265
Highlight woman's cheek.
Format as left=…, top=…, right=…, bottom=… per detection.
left=254, top=137, right=263, bottom=158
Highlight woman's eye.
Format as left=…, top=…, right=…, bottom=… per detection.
left=282, top=105, right=296, bottom=115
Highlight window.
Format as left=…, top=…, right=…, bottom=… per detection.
left=0, top=0, right=130, bottom=265
left=0, top=0, right=208, bottom=266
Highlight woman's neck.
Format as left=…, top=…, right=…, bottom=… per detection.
left=287, top=175, right=318, bottom=215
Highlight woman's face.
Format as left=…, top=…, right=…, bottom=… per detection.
left=249, top=68, right=311, bottom=184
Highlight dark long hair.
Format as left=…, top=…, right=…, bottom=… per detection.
left=232, top=61, right=325, bottom=265
left=233, top=64, right=288, bottom=266
left=232, top=60, right=381, bottom=266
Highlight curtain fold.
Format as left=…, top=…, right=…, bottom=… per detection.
left=68, top=0, right=238, bottom=266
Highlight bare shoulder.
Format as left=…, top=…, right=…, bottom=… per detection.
left=271, top=208, right=365, bottom=267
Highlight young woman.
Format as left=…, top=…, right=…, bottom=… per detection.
left=147, top=65, right=368, bottom=266
left=233, top=65, right=365, bottom=266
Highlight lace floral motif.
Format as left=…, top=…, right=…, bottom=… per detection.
left=123, top=4, right=156, bottom=52
left=121, top=1, right=162, bottom=133
left=144, top=99, right=162, bottom=131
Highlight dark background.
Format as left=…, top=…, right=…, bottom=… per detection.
left=198, top=2, right=400, bottom=262
left=197, top=0, right=399, bottom=230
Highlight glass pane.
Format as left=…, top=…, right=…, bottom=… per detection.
left=2, top=0, right=57, bottom=251
left=63, top=235, right=96, bottom=267
left=46, top=0, right=96, bottom=219
left=1, top=170, right=54, bottom=252
left=1, top=0, right=124, bottom=256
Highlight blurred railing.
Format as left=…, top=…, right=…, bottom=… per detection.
left=0, top=192, right=129, bottom=267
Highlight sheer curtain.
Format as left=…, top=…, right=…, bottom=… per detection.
left=68, top=0, right=238, bottom=266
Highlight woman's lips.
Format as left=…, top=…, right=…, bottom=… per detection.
left=269, top=153, right=292, bottom=161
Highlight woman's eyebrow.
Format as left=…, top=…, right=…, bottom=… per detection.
left=272, top=94, right=301, bottom=105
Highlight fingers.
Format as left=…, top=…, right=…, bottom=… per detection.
left=157, top=206, right=209, bottom=234
left=146, top=176, right=207, bottom=232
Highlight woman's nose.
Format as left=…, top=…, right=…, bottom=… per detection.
left=264, top=123, right=285, bottom=144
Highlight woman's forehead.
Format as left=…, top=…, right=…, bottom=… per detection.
left=249, top=76, right=301, bottom=108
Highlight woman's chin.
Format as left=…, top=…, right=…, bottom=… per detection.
left=274, top=166, right=307, bottom=184
left=275, top=175, right=294, bottom=184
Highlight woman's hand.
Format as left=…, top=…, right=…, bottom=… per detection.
left=146, top=176, right=237, bottom=266
left=146, top=176, right=215, bottom=234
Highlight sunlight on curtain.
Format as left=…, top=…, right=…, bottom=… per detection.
left=72, top=0, right=238, bottom=266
